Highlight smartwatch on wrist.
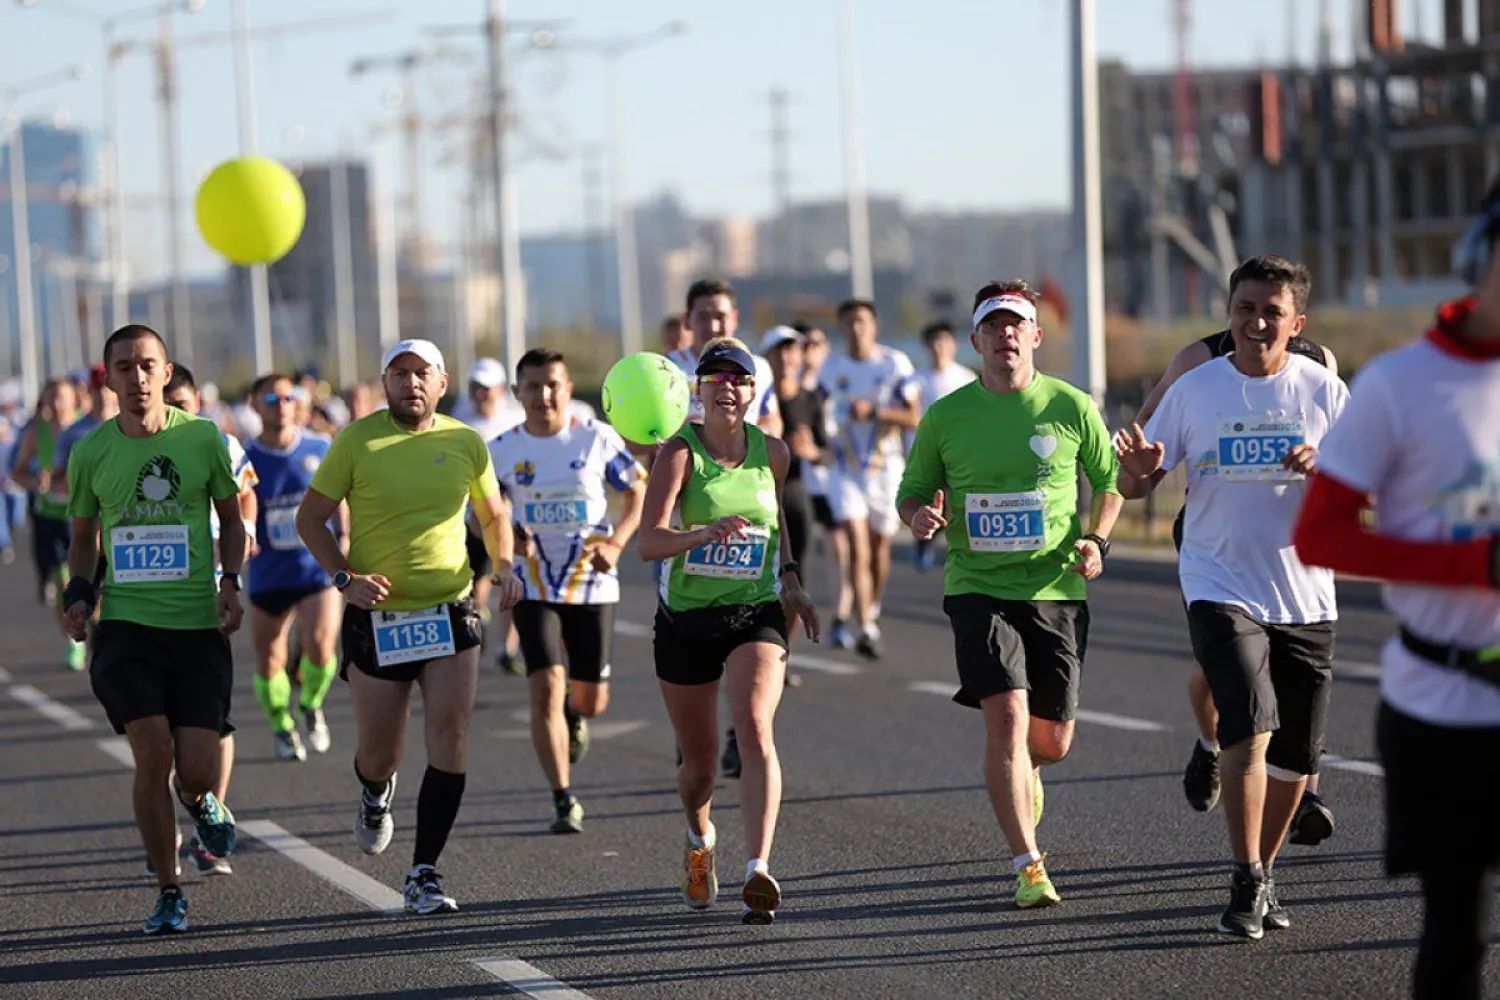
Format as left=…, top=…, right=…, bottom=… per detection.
left=1083, top=533, right=1111, bottom=559
left=333, top=569, right=353, bottom=591
left=219, top=572, right=242, bottom=591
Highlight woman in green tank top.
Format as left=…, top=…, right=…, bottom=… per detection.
left=639, top=337, right=819, bottom=925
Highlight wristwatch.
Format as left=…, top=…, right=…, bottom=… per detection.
left=220, top=572, right=242, bottom=591
left=1082, top=533, right=1111, bottom=558
left=333, top=569, right=353, bottom=591
left=777, top=561, right=802, bottom=578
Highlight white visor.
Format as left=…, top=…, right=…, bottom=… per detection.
left=972, top=294, right=1038, bottom=330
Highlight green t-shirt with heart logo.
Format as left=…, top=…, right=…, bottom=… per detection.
left=66, top=406, right=239, bottom=629
left=897, top=375, right=1121, bottom=601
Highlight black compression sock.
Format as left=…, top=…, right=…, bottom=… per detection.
left=412, top=766, right=467, bottom=868
left=552, top=787, right=572, bottom=808
left=354, top=762, right=392, bottom=801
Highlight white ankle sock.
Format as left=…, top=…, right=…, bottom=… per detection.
left=1199, top=736, right=1220, bottom=753
left=1012, top=850, right=1042, bottom=873
left=687, top=823, right=715, bottom=850
left=746, top=859, right=768, bottom=882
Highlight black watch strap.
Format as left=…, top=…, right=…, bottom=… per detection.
left=333, top=570, right=353, bottom=591
left=220, top=572, right=242, bottom=591
left=778, top=561, right=801, bottom=578
left=1083, top=533, right=1111, bottom=558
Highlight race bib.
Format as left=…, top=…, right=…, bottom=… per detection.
left=1443, top=486, right=1500, bottom=541
left=522, top=494, right=588, bottom=533
left=110, top=524, right=190, bottom=583
left=1217, top=417, right=1306, bottom=482
left=966, top=492, right=1045, bottom=552
left=684, top=525, right=770, bottom=580
left=373, top=606, right=456, bottom=667
left=265, top=506, right=303, bottom=551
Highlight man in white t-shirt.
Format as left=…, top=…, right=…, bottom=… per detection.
left=668, top=278, right=781, bottom=437
left=1295, top=192, right=1500, bottom=998
left=819, top=299, right=919, bottom=657
left=908, top=320, right=976, bottom=573
left=1115, top=255, right=1349, bottom=942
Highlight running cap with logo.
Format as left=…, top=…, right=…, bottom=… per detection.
left=696, top=341, right=757, bottom=378
left=381, top=338, right=446, bottom=374
left=758, top=325, right=803, bottom=354
left=972, top=294, right=1038, bottom=330
left=467, top=356, right=506, bottom=388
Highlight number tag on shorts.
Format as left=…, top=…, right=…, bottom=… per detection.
left=965, top=492, right=1045, bottom=552
left=265, top=506, right=303, bottom=551
left=522, top=494, right=588, bottom=532
left=110, top=524, right=190, bottom=582
left=1443, top=485, right=1500, bottom=541
left=684, top=525, right=770, bottom=580
left=1216, top=417, right=1306, bottom=482
left=373, top=606, right=456, bottom=667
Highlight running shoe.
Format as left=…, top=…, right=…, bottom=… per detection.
left=567, top=713, right=590, bottom=765
left=143, top=886, right=188, bottom=935
left=1287, top=790, right=1335, bottom=846
left=176, top=787, right=236, bottom=859
left=144, top=827, right=184, bottom=877
left=355, top=773, right=397, bottom=855
left=1183, top=740, right=1222, bottom=812
left=303, top=707, right=331, bottom=755
left=681, top=833, right=718, bottom=910
left=274, top=727, right=307, bottom=762
left=65, top=639, right=86, bottom=672
left=189, top=837, right=233, bottom=876
left=1263, top=875, right=1290, bottom=931
left=497, top=649, right=524, bottom=676
left=742, top=870, right=781, bottom=925
left=1015, top=855, right=1061, bottom=908
left=550, top=795, right=585, bottom=835
left=1217, top=869, right=1269, bottom=940
left=721, top=728, right=742, bottom=780
left=403, top=866, right=458, bottom=915
left=1032, top=768, right=1044, bottom=828
left=831, top=621, right=854, bottom=650
left=855, top=629, right=883, bottom=660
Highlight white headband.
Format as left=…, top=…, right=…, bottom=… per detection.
left=972, top=294, right=1038, bottom=330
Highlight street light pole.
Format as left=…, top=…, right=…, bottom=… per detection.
left=103, top=21, right=129, bottom=330
left=837, top=0, right=874, bottom=301
left=605, top=52, right=643, bottom=356
left=1069, top=0, right=1106, bottom=403
left=7, top=122, right=39, bottom=408
left=486, top=0, right=525, bottom=378
left=330, top=156, right=357, bottom=388
left=157, top=6, right=192, bottom=369
left=231, top=0, right=274, bottom=375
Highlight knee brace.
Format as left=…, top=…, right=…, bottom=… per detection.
left=1220, top=731, right=1271, bottom=777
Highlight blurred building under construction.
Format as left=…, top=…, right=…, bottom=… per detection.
left=1101, top=0, right=1494, bottom=319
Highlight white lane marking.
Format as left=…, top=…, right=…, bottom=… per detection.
left=1336, top=661, right=1382, bottom=681
left=0, top=666, right=11, bottom=682
left=96, top=736, right=134, bottom=767
left=615, top=619, right=653, bottom=639
left=909, top=681, right=955, bottom=697
left=239, top=820, right=405, bottom=913
left=1322, top=754, right=1384, bottom=777
left=489, top=720, right=650, bottom=741
left=617, top=618, right=862, bottom=675
left=471, top=957, right=596, bottom=999
left=1074, top=709, right=1169, bottom=733
left=10, top=684, right=96, bottom=731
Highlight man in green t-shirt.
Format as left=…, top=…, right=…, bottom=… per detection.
left=897, top=280, right=1123, bottom=909
left=61, top=325, right=247, bottom=936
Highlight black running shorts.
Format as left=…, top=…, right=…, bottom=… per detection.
left=340, top=597, right=484, bottom=684
left=943, top=594, right=1088, bottom=721
left=654, top=601, right=788, bottom=686
left=31, top=513, right=69, bottom=579
left=513, top=600, right=615, bottom=683
left=249, top=583, right=331, bottom=618
left=466, top=532, right=492, bottom=580
left=90, top=620, right=235, bottom=736
left=1187, top=601, right=1334, bottom=775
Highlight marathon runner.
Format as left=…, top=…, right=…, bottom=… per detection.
left=1117, top=255, right=1348, bottom=940
left=61, top=325, right=244, bottom=934
left=295, top=338, right=523, bottom=915
left=898, top=280, right=1121, bottom=909
left=1294, top=188, right=1500, bottom=997
left=639, top=337, right=819, bottom=925
left=243, top=373, right=343, bottom=763
left=489, top=348, right=645, bottom=834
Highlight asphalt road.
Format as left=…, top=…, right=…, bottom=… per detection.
left=0, top=539, right=1486, bottom=1000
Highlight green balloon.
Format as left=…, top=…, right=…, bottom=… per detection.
left=602, top=352, right=689, bottom=445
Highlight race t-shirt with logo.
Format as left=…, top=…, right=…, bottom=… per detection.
left=65, top=406, right=238, bottom=630
left=820, top=346, right=918, bottom=477
left=245, top=430, right=333, bottom=594
left=898, top=376, right=1120, bottom=601
left=459, top=401, right=523, bottom=443
left=1316, top=335, right=1500, bottom=726
left=668, top=347, right=779, bottom=426
left=310, top=410, right=499, bottom=611
left=489, top=417, right=644, bottom=605
left=1145, top=354, right=1348, bottom=624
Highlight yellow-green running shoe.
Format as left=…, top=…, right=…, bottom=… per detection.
left=1032, top=767, right=1044, bottom=827
left=65, top=640, right=86, bottom=672
left=1015, top=854, right=1061, bottom=909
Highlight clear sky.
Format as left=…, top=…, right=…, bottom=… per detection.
left=0, top=0, right=1448, bottom=281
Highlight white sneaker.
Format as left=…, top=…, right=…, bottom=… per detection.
left=302, top=708, right=331, bottom=755
left=403, top=865, right=458, bottom=915
left=274, top=728, right=307, bottom=762
left=354, top=773, right=396, bottom=855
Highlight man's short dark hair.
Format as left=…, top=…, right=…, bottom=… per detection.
left=102, top=324, right=168, bottom=366
left=661, top=315, right=684, bottom=333
left=516, top=347, right=567, bottom=384
left=836, top=299, right=876, bottom=320
left=685, top=278, right=735, bottom=314
left=921, top=320, right=956, bottom=347
left=1229, top=255, right=1312, bottom=312
left=251, top=372, right=294, bottom=397
left=971, top=280, right=1040, bottom=312
left=165, top=364, right=196, bottom=395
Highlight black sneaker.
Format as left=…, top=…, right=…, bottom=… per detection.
left=1216, top=870, right=1268, bottom=940
left=1287, top=790, right=1335, bottom=846
left=1263, top=875, right=1290, bottom=931
left=1183, top=741, right=1221, bottom=812
left=720, top=728, right=741, bottom=780
left=550, top=794, right=584, bottom=834
left=855, top=632, right=883, bottom=660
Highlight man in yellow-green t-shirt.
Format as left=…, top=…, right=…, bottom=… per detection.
left=296, top=338, right=523, bottom=917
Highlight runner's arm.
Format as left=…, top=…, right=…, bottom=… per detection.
left=212, top=494, right=247, bottom=577
left=1079, top=394, right=1125, bottom=538
left=896, top=409, right=945, bottom=528
left=9, top=425, right=42, bottom=492
left=473, top=490, right=515, bottom=577
left=296, top=488, right=352, bottom=576
left=1136, top=340, right=1212, bottom=426
left=637, top=438, right=715, bottom=561
left=65, top=515, right=99, bottom=589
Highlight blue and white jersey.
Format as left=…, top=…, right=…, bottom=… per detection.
left=489, top=417, right=643, bottom=605
left=244, top=430, right=331, bottom=593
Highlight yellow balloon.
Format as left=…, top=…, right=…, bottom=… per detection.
left=194, top=157, right=307, bottom=266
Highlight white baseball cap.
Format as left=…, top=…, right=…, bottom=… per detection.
left=381, top=338, right=446, bottom=373
left=972, top=294, right=1038, bottom=330
left=467, top=357, right=507, bottom=388
left=758, top=325, right=803, bottom=353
